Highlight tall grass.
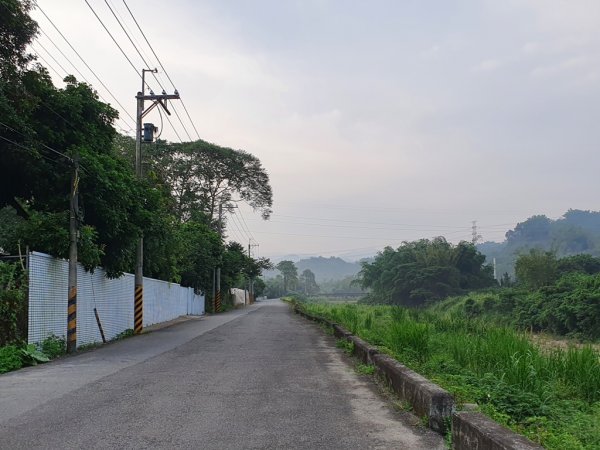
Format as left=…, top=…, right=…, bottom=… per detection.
left=301, top=301, right=600, bottom=449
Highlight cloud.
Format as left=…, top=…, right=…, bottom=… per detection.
left=472, top=59, right=503, bottom=72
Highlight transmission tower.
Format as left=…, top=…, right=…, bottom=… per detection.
left=471, top=220, right=482, bottom=245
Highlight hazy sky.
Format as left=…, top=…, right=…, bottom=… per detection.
left=32, top=1, right=600, bottom=261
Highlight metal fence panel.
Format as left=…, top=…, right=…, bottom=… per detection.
left=28, top=252, right=204, bottom=347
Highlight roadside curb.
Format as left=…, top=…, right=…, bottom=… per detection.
left=453, top=412, right=544, bottom=450
left=293, top=305, right=546, bottom=449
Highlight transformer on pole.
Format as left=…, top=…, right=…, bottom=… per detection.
left=134, top=68, right=180, bottom=334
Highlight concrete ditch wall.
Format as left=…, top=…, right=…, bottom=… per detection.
left=293, top=305, right=546, bottom=450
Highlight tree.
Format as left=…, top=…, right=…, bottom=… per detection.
left=176, top=220, right=223, bottom=292
left=264, top=275, right=285, bottom=298
left=358, top=238, right=495, bottom=306
left=556, top=254, right=600, bottom=276
left=276, top=260, right=298, bottom=294
left=146, top=139, right=273, bottom=224
left=252, top=278, right=266, bottom=297
left=299, top=269, right=319, bottom=294
left=514, top=248, right=558, bottom=289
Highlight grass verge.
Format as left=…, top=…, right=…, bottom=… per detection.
left=301, top=302, right=600, bottom=450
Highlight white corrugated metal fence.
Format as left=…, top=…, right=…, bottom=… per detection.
left=28, top=252, right=204, bottom=347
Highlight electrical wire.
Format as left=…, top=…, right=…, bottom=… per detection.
left=34, top=1, right=138, bottom=126
left=103, top=0, right=193, bottom=141
left=38, top=28, right=91, bottom=85
left=247, top=217, right=472, bottom=234
left=248, top=230, right=410, bottom=241
left=225, top=214, right=245, bottom=243
left=268, top=213, right=474, bottom=230
left=229, top=211, right=251, bottom=243
left=84, top=0, right=150, bottom=90
left=34, top=32, right=135, bottom=133
left=85, top=1, right=185, bottom=142
left=30, top=47, right=66, bottom=80
left=236, top=209, right=256, bottom=242
left=0, top=135, right=73, bottom=166
left=122, top=0, right=201, bottom=140
left=34, top=40, right=70, bottom=77
left=0, top=120, right=73, bottom=162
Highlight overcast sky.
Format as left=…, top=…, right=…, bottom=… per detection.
left=32, top=1, right=600, bottom=261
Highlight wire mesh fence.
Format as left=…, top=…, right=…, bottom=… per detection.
left=28, top=252, right=204, bottom=347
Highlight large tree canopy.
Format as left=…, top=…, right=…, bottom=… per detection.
left=147, top=139, right=273, bottom=223
left=358, top=238, right=495, bottom=306
left=276, top=260, right=298, bottom=294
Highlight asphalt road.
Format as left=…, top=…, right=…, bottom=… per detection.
left=0, top=299, right=444, bottom=449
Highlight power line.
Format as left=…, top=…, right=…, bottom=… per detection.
left=248, top=230, right=410, bottom=242
left=34, top=40, right=70, bottom=77
left=84, top=0, right=148, bottom=88
left=33, top=32, right=135, bottom=133
left=0, top=120, right=73, bottom=162
left=227, top=221, right=245, bottom=244
left=30, top=47, right=65, bottom=80
left=225, top=214, right=245, bottom=243
left=229, top=211, right=251, bottom=242
left=34, top=2, right=137, bottom=127
left=38, top=28, right=91, bottom=84
left=249, top=217, right=473, bottom=233
left=268, top=213, right=473, bottom=229
left=122, top=0, right=201, bottom=140
left=0, top=134, right=74, bottom=168
left=103, top=0, right=193, bottom=142
left=83, top=1, right=186, bottom=142
left=236, top=209, right=256, bottom=242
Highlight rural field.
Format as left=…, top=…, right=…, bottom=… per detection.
left=296, top=299, right=600, bottom=450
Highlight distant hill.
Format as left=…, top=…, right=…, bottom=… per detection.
left=296, top=256, right=362, bottom=282
left=477, top=209, right=600, bottom=278
left=263, top=256, right=363, bottom=282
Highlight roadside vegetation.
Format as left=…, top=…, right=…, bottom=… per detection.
left=298, top=301, right=599, bottom=450
left=288, top=238, right=600, bottom=449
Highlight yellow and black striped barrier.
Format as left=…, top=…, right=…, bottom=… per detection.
left=215, top=290, right=221, bottom=313
left=134, top=285, right=143, bottom=334
left=67, top=286, right=77, bottom=352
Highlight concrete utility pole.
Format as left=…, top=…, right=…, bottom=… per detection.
left=215, top=202, right=223, bottom=312
left=67, top=158, right=79, bottom=353
left=134, top=68, right=180, bottom=334
left=247, top=240, right=259, bottom=304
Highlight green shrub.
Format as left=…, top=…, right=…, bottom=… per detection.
left=20, top=344, right=49, bottom=365
left=40, top=335, right=66, bottom=359
left=0, top=345, right=23, bottom=373
left=0, top=262, right=28, bottom=346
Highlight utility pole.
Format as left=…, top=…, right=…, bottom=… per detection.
left=247, top=240, right=259, bottom=304
left=67, top=158, right=79, bottom=353
left=134, top=68, right=180, bottom=334
left=215, top=202, right=223, bottom=312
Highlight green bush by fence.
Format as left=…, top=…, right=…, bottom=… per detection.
left=0, top=261, right=28, bottom=346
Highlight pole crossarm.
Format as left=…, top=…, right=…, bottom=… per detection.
left=138, top=93, right=180, bottom=119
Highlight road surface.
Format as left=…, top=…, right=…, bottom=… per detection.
left=0, top=299, right=444, bottom=449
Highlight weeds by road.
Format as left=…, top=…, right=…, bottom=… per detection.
left=301, top=302, right=600, bottom=450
